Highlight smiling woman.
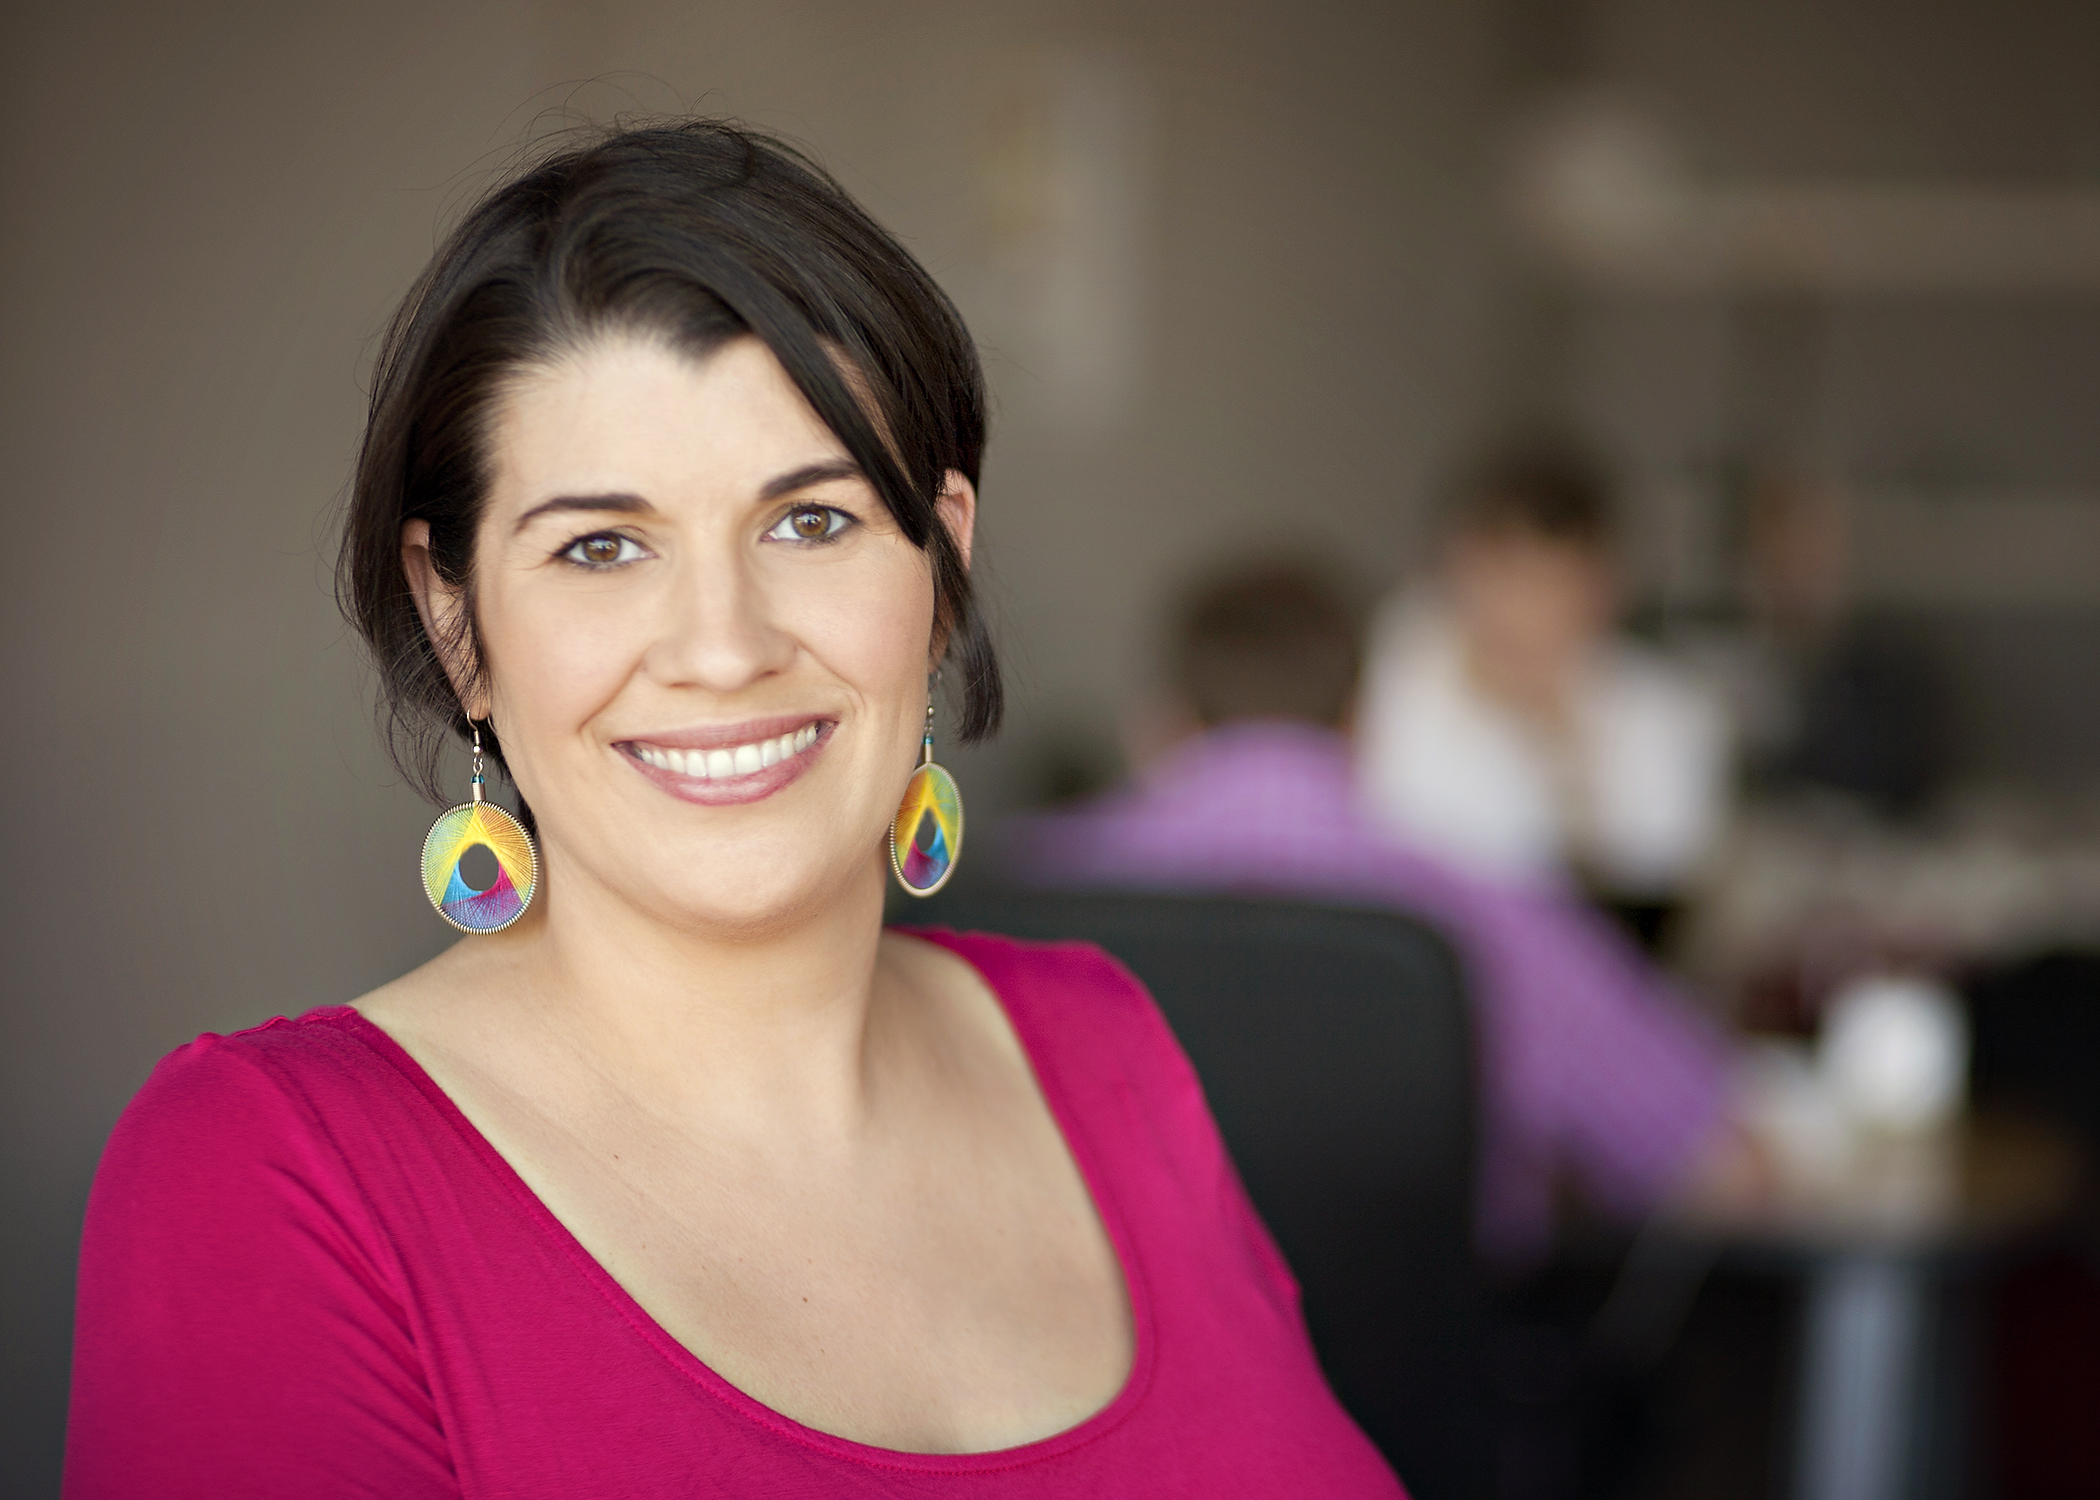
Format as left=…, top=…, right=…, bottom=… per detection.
left=63, top=121, right=1406, bottom=1500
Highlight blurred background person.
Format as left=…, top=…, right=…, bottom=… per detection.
left=1000, top=561, right=1750, bottom=1275
left=1724, top=471, right=1948, bottom=820
left=1354, top=447, right=1729, bottom=943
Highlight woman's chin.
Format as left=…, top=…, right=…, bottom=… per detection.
left=623, top=856, right=880, bottom=937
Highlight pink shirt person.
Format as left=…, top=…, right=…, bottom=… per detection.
left=66, top=930, right=1405, bottom=1498
left=1002, top=721, right=1734, bottom=1269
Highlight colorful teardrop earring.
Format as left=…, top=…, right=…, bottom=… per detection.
left=888, top=699, right=964, bottom=897
left=420, top=724, right=539, bottom=934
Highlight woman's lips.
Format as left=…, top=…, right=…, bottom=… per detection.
left=617, top=719, right=833, bottom=806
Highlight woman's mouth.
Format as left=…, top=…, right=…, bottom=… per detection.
left=631, top=722, right=820, bottom=779
left=620, top=718, right=832, bottom=805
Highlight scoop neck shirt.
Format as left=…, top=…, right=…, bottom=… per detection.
left=66, top=929, right=1404, bottom=1498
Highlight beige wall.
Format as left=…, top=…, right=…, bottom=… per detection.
left=0, top=1, right=1500, bottom=1484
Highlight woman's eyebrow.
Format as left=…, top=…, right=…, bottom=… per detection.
left=511, top=463, right=862, bottom=532
left=758, top=459, right=863, bottom=501
left=512, top=493, right=658, bottom=532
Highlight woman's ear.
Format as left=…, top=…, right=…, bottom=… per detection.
left=936, top=470, right=977, bottom=571
left=401, top=520, right=488, bottom=718
left=928, top=472, right=978, bottom=668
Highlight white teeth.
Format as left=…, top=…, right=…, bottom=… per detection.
left=636, top=723, right=823, bottom=780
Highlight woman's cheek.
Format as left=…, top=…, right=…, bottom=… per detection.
left=485, top=584, right=647, bottom=736
left=797, top=556, right=938, bottom=694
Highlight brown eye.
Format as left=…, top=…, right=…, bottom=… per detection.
left=562, top=532, right=642, bottom=567
left=766, top=504, right=852, bottom=544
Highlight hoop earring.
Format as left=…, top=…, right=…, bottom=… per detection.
left=889, top=699, right=964, bottom=897
left=420, top=724, right=539, bottom=934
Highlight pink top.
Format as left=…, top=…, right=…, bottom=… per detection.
left=66, top=930, right=1403, bottom=1499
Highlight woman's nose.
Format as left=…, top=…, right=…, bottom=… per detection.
left=644, top=548, right=796, bottom=694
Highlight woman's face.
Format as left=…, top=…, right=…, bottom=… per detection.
left=407, top=332, right=973, bottom=934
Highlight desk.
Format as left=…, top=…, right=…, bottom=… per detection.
left=1660, top=1114, right=2081, bottom=1500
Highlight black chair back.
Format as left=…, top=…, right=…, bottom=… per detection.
left=906, top=887, right=1490, bottom=1498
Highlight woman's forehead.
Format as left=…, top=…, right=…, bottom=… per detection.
left=488, top=335, right=853, bottom=511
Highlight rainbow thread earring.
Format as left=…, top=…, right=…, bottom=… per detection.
left=420, top=724, right=539, bottom=934
left=888, top=700, right=964, bottom=897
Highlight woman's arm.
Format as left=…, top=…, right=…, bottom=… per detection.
left=65, top=1033, right=456, bottom=1499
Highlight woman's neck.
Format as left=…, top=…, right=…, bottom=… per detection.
left=382, top=848, right=903, bottom=1142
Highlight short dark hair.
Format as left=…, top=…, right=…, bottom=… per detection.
left=339, top=119, right=1001, bottom=801
left=1174, top=564, right=1362, bottom=728
left=1444, top=442, right=1613, bottom=549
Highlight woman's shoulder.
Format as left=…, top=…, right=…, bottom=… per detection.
left=896, top=925, right=1157, bottom=1017
left=104, top=1007, right=420, bottom=1194
left=126, top=1006, right=395, bottom=1112
left=890, top=926, right=1203, bottom=1103
left=74, top=1009, right=461, bottom=1496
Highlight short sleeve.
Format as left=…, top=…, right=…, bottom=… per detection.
left=65, top=1029, right=456, bottom=1499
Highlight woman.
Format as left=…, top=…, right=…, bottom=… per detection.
left=65, top=122, right=1404, bottom=1497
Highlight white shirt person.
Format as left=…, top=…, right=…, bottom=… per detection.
left=1356, top=453, right=1727, bottom=900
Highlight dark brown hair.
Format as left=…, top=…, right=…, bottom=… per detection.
left=1444, top=441, right=1614, bottom=549
left=338, top=119, right=1001, bottom=800
left=1174, top=564, right=1362, bottom=728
